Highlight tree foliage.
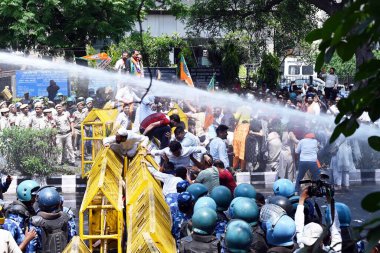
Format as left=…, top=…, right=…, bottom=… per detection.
left=0, top=128, right=59, bottom=176
left=181, top=0, right=319, bottom=60
left=306, top=0, right=380, bottom=150
left=106, top=31, right=193, bottom=67
left=0, top=0, right=138, bottom=55
left=258, top=53, right=280, bottom=90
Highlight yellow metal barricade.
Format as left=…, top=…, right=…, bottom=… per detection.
left=63, top=236, right=91, bottom=253
left=81, top=109, right=118, bottom=177
left=126, top=150, right=177, bottom=253
left=79, top=147, right=124, bottom=253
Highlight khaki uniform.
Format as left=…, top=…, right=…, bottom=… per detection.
left=8, top=113, right=18, bottom=126
left=72, top=108, right=88, bottom=151
left=55, top=113, right=75, bottom=164
left=45, top=117, right=57, bottom=128
left=15, top=113, right=31, bottom=128
left=0, top=116, right=11, bottom=130
left=30, top=114, right=48, bottom=129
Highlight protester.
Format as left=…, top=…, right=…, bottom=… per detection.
left=295, top=133, right=320, bottom=193
left=321, top=67, right=339, bottom=101
left=209, top=124, right=230, bottom=168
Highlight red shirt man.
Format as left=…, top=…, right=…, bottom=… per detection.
left=214, top=160, right=236, bottom=194
left=140, top=112, right=170, bottom=135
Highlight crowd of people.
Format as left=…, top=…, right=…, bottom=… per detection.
left=0, top=56, right=378, bottom=252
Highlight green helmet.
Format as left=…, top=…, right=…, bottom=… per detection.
left=210, top=186, right=233, bottom=211
left=16, top=180, right=40, bottom=202
left=194, top=197, right=217, bottom=212
left=187, top=183, right=208, bottom=201
left=234, top=183, right=256, bottom=199
left=225, top=220, right=253, bottom=252
left=192, top=207, right=217, bottom=235
left=230, top=197, right=259, bottom=226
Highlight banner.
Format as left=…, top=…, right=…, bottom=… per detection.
left=16, top=70, right=69, bottom=97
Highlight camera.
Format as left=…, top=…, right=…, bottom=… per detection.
left=300, top=173, right=334, bottom=198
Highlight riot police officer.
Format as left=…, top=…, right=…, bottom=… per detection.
left=229, top=197, right=267, bottom=252
left=210, top=186, right=232, bottom=240
left=224, top=220, right=253, bottom=253
left=3, top=180, right=40, bottom=249
left=179, top=207, right=220, bottom=253
left=31, top=187, right=76, bottom=253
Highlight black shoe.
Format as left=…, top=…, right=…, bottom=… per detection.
left=68, top=162, right=76, bottom=166
left=59, top=162, right=64, bottom=166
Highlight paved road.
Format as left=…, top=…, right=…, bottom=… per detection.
left=3, top=185, right=379, bottom=229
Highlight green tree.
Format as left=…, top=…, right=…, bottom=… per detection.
left=0, top=0, right=181, bottom=58
left=221, top=42, right=240, bottom=88
left=306, top=0, right=380, bottom=149
left=106, top=31, right=193, bottom=67
left=0, top=0, right=137, bottom=56
left=258, top=53, right=280, bottom=90
left=180, top=0, right=319, bottom=61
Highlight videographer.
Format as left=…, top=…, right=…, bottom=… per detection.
left=295, top=133, right=320, bottom=194
left=295, top=188, right=342, bottom=253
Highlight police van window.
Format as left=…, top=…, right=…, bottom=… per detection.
left=288, top=65, right=300, bottom=75
left=302, top=65, right=313, bottom=75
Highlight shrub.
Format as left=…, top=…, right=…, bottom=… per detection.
left=0, top=127, right=60, bottom=176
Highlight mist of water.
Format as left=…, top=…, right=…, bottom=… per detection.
left=1, top=52, right=379, bottom=143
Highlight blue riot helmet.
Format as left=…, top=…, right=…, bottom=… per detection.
left=186, top=183, right=208, bottom=201
left=325, top=202, right=351, bottom=227
left=66, top=96, right=74, bottom=103
left=53, top=96, right=61, bottom=103
left=194, top=197, right=217, bottom=212
left=234, top=183, right=256, bottom=199
left=266, top=215, right=296, bottom=247
left=77, top=97, right=85, bottom=103
left=273, top=179, right=295, bottom=198
left=192, top=207, right=218, bottom=235
left=57, top=92, right=63, bottom=97
left=177, top=180, right=190, bottom=193
left=259, top=204, right=286, bottom=232
left=225, top=220, right=253, bottom=252
left=230, top=197, right=259, bottom=226
left=210, top=186, right=233, bottom=211
left=268, top=196, right=293, bottom=215
left=37, top=187, right=61, bottom=212
left=228, top=197, right=246, bottom=218
left=16, top=180, right=40, bottom=202
left=177, top=192, right=194, bottom=213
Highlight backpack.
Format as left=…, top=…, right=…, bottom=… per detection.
left=31, top=211, right=70, bottom=253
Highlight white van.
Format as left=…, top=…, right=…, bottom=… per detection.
left=281, top=56, right=325, bottom=91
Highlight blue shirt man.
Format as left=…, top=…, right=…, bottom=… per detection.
left=209, top=125, right=230, bottom=168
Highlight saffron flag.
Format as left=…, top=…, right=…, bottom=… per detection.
left=179, top=55, right=194, bottom=87
left=79, top=53, right=111, bottom=61
left=207, top=73, right=216, bottom=92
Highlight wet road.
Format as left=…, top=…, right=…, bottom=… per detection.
left=3, top=184, right=379, bottom=229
